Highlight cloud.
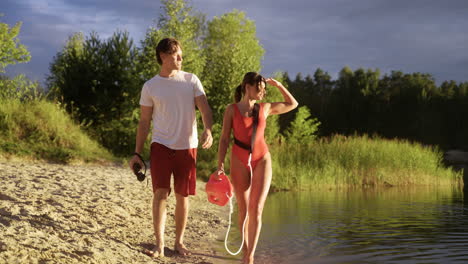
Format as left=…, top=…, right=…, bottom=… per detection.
left=2, top=0, right=468, bottom=84
left=2, top=0, right=162, bottom=82
left=206, top=0, right=468, bottom=82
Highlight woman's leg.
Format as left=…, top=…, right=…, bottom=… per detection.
left=230, top=153, right=251, bottom=255
left=246, top=152, right=272, bottom=264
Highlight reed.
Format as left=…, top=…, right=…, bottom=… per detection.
left=270, top=134, right=461, bottom=190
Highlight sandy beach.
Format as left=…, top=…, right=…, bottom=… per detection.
left=0, top=160, right=238, bottom=264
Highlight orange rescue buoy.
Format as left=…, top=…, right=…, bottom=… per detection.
left=205, top=171, right=233, bottom=206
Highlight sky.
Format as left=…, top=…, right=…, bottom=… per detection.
left=2, top=0, right=468, bottom=86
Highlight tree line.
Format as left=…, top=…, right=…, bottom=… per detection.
left=283, top=67, right=468, bottom=149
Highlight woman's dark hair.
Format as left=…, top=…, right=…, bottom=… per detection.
left=234, top=72, right=266, bottom=102
left=156, top=38, right=181, bottom=65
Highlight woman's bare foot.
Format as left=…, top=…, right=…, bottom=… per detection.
left=174, top=243, right=191, bottom=256
left=243, top=255, right=254, bottom=264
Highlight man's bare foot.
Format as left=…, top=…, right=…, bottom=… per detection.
left=174, top=243, right=191, bottom=256
left=143, top=246, right=164, bottom=258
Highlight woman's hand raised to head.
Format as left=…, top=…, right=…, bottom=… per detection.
left=265, top=78, right=282, bottom=87
left=265, top=77, right=299, bottom=116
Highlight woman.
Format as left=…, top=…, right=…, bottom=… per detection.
left=217, top=72, right=298, bottom=264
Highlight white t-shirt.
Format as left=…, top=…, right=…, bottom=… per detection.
left=139, top=71, right=205, bottom=149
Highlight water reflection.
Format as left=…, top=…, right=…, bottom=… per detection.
left=223, top=186, right=468, bottom=264
left=463, top=168, right=468, bottom=209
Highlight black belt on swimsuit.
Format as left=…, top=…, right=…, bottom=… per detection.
left=234, top=137, right=252, bottom=152
left=233, top=103, right=260, bottom=154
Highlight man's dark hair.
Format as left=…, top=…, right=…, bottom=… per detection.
left=156, top=38, right=181, bottom=65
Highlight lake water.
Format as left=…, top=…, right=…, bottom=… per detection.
left=219, top=186, right=468, bottom=264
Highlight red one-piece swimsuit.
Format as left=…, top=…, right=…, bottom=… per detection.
left=232, top=103, right=269, bottom=170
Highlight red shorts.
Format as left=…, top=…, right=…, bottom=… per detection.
left=150, top=142, right=197, bottom=196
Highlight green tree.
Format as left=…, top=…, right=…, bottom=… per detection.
left=0, top=19, right=31, bottom=73
left=326, top=66, right=357, bottom=134
left=49, top=31, right=139, bottom=121
left=312, top=68, right=333, bottom=133
left=0, top=74, right=42, bottom=100
left=138, top=0, right=205, bottom=81
left=47, top=32, right=85, bottom=114
left=440, top=80, right=457, bottom=99
left=202, top=10, right=264, bottom=122
left=137, top=29, right=163, bottom=81
left=0, top=18, right=41, bottom=100
left=47, top=31, right=140, bottom=155
left=284, top=106, right=320, bottom=144
left=264, top=72, right=286, bottom=144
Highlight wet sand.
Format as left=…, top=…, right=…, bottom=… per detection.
left=0, top=161, right=239, bottom=264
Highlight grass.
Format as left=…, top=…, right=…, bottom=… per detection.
left=0, top=97, right=115, bottom=163
left=270, top=134, right=462, bottom=190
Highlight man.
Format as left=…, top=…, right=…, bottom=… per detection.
left=129, top=37, right=213, bottom=257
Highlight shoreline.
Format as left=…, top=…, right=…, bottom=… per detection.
left=0, top=161, right=238, bottom=264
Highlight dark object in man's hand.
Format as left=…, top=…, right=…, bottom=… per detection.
left=133, top=162, right=145, bottom=181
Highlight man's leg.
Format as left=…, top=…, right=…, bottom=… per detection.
left=152, top=188, right=170, bottom=257
left=174, top=193, right=191, bottom=255
left=148, top=143, right=174, bottom=257
left=172, top=148, right=196, bottom=255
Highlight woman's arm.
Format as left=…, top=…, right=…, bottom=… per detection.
left=265, top=78, right=299, bottom=116
left=217, top=104, right=234, bottom=173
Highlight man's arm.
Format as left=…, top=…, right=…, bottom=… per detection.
left=129, top=105, right=153, bottom=169
left=195, top=94, right=213, bottom=149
